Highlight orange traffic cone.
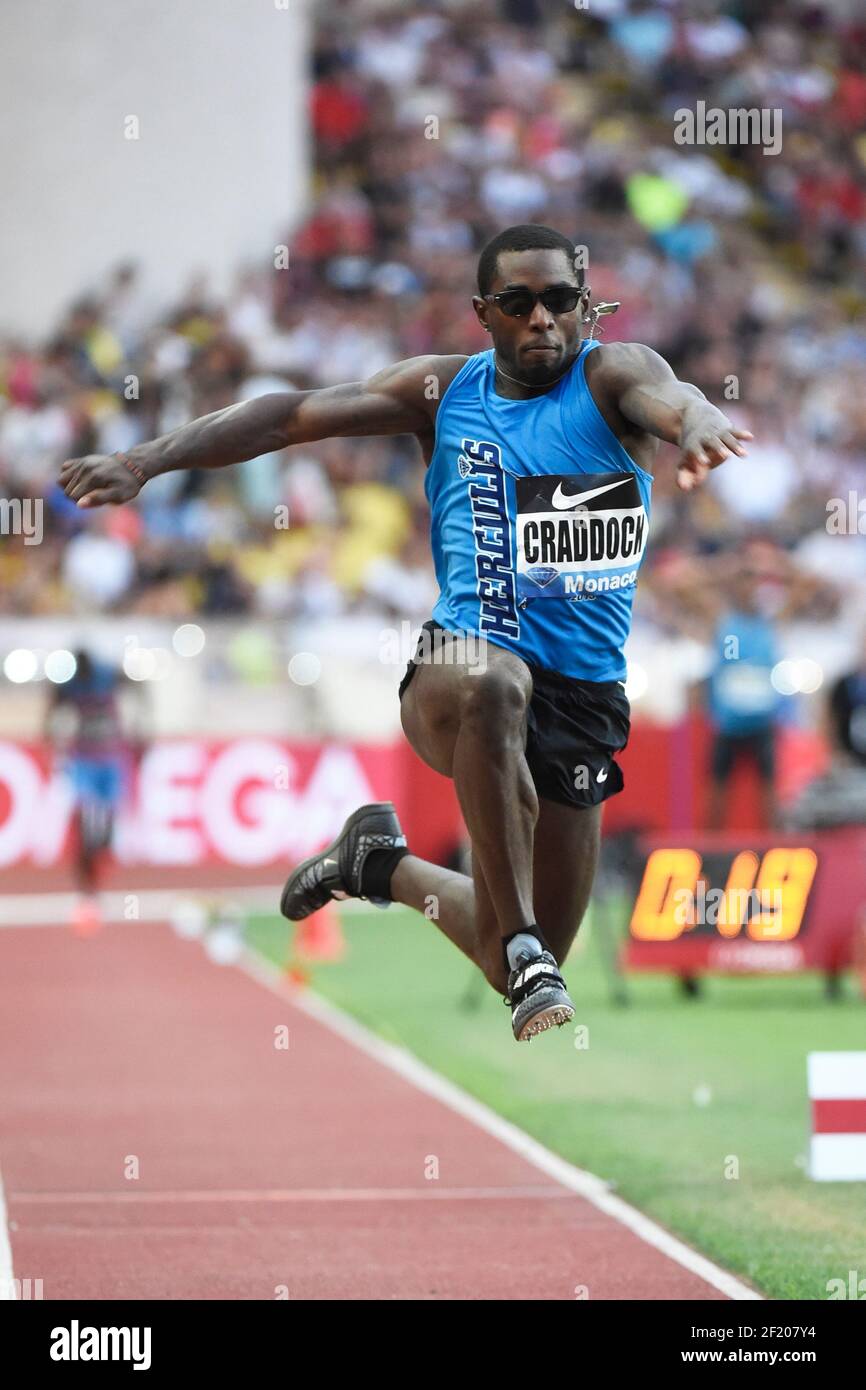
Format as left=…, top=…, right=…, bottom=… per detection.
left=295, top=901, right=346, bottom=963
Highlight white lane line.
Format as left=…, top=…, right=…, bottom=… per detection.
left=0, top=887, right=286, bottom=927
left=11, top=1185, right=565, bottom=1205
left=240, top=950, right=764, bottom=1302
left=0, top=1167, right=16, bottom=1299
left=0, top=889, right=384, bottom=927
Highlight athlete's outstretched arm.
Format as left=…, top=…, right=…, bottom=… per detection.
left=599, top=342, right=753, bottom=492
left=59, top=356, right=439, bottom=508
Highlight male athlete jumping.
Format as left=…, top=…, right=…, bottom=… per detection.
left=60, top=225, right=750, bottom=1040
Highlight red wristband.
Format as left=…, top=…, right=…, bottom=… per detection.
left=115, top=451, right=147, bottom=485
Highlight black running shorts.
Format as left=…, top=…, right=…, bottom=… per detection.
left=398, top=619, right=630, bottom=811
left=711, top=728, right=775, bottom=783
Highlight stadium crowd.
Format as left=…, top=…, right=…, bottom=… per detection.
left=1, top=0, right=864, bottom=670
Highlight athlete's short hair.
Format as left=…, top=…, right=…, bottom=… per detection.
left=476, top=224, right=585, bottom=297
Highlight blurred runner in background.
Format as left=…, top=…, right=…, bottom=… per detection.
left=45, top=648, right=146, bottom=933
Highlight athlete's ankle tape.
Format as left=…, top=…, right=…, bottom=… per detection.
left=359, top=846, right=409, bottom=902
left=502, top=926, right=551, bottom=974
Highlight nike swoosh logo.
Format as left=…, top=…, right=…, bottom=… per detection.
left=596, top=768, right=609, bottom=783
left=550, top=477, right=631, bottom=510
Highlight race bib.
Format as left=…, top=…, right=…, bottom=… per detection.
left=715, top=663, right=776, bottom=716
left=515, top=471, right=648, bottom=600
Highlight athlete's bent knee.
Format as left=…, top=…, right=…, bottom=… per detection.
left=459, top=662, right=531, bottom=733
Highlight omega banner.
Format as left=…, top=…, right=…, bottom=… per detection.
left=0, top=740, right=406, bottom=869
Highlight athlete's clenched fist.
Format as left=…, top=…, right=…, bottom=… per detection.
left=59, top=452, right=145, bottom=508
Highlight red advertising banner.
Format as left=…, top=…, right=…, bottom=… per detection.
left=0, top=740, right=409, bottom=870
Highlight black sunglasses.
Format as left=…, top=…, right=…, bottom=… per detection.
left=482, top=285, right=584, bottom=318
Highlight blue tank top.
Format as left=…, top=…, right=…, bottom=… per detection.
left=708, top=610, right=781, bottom=735
left=426, top=343, right=653, bottom=682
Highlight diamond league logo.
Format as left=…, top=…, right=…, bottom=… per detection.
left=458, top=456, right=473, bottom=478
left=525, top=566, right=558, bottom=588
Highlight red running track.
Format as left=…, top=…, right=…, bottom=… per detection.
left=0, top=921, right=733, bottom=1301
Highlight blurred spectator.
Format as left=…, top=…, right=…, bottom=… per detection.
left=788, top=632, right=866, bottom=828
left=653, top=546, right=834, bottom=827
left=705, top=567, right=783, bottom=831
left=828, top=636, right=866, bottom=767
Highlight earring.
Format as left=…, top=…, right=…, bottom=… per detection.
left=584, top=302, right=621, bottom=341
